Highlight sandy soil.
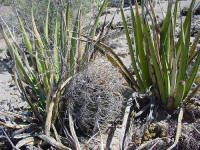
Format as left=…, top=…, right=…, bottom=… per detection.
left=0, top=5, right=24, bottom=121
left=0, top=38, right=24, bottom=114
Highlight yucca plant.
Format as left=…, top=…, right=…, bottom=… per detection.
left=94, top=0, right=200, bottom=110
left=0, top=0, right=108, bottom=140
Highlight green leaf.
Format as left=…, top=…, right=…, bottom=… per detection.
left=66, top=3, right=70, bottom=37
left=176, top=0, right=196, bottom=54
left=144, top=22, right=167, bottom=104
left=17, top=16, right=33, bottom=62
left=31, top=8, right=44, bottom=49
left=32, top=8, right=48, bottom=71
left=64, top=2, right=70, bottom=58
left=89, top=0, right=108, bottom=38
left=130, top=5, right=139, bottom=57
left=134, top=1, right=151, bottom=88
left=174, top=81, right=185, bottom=108
left=184, top=51, right=200, bottom=98
left=159, top=2, right=172, bottom=99
left=173, top=0, right=178, bottom=31
left=70, top=9, right=80, bottom=75
left=177, top=17, right=191, bottom=82
left=60, top=13, right=65, bottom=55
left=160, top=1, right=172, bottom=38
left=0, top=25, right=33, bottom=86
left=120, top=6, right=143, bottom=90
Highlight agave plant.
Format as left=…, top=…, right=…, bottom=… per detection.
left=95, top=0, right=200, bottom=110
left=0, top=0, right=108, bottom=138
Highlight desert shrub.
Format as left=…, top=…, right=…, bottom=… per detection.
left=95, top=0, right=200, bottom=110
left=0, top=0, right=109, bottom=148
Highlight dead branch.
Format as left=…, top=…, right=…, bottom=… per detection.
left=0, top=127, right=19, bottom=150
left=38, top=134, right=71, bottom=150
left=167, top=108, right=184, bottom=150
left=105, top=121, right=117, bottom=149
left=45, top=73, right=54, bottom=136
left=52, top=124, right=61, bottom=143
left=134, top=103, right=150, bottom=118
left=45, top=100, right=55, bottom=136
left=12, top=123, right=37, bottom=138
left=0, top=111, right=34, bottom=122
left=119, top=98, right=132, bottom=150
left=58, top=116, right=75, bottom=147
left=69, top=111, right=81, bottom=150
left=15, top=137, right=41, bottom=149
left=82, top=131, right=100, bottom=150
left=0, top=121, right=29, bottom=129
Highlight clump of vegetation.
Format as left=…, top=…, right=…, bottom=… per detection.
left=0, top=0, right=109, bottom=149
left=67, top=57, right=125, bottom=135
left=99, top=0, right=200, bottom=110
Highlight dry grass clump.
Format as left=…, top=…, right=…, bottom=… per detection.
left=66, top=57, right=126, bottom=135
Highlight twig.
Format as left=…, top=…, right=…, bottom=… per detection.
left=119, top=99, right=132, bottom=150
left=45, top=73, right=54, bottom=136
left=52, top=124, right=61, bottom=143
left=0, top=121, right=29, bottom=129
left=15, top=137, right=40, bottom=149
left=193, top=126, right=200, bottom=137
left=68, top=111, right=81, bottom=150
left=167, top=108, right=184, bottom=150
left=0, top=127, right=20, bottom=150
left=105, top=121, right=117, bottom=149
left=38, top=134, right=71, bottom=150
left=133, top=93, right=140, bottom=109
left=82, top=131, right=100, bottom=150
left=58, top=116, right=75, bottom=149
left=136, top=137, right=171, bottom=150
left=135, top=103, right=150, bottom=118
left=97, top=122, right=104, bottom=150
left=0, top=111, right=34, bottom=122
left=147, top=96, right=155, bottom=123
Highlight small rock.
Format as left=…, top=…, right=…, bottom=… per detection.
left=181, top=7, right=188, bottom=16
